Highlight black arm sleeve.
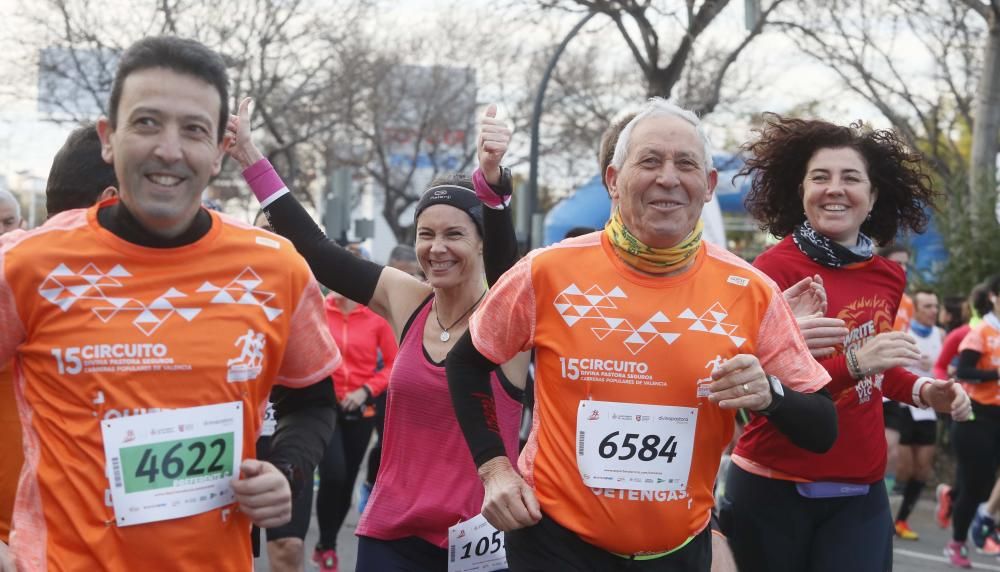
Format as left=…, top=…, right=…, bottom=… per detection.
left=956, top=349, right=998, bottom=382
left=763, top=386, right=838, bottom=453
left=482, top=172, right=519, bottom=286
left=263, top=193, right=383, bottom=305
left=447, top=331, right=507, bottom=468
left=267, top=377, right=337, bottom=494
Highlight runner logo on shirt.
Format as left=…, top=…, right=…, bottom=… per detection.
left=227, top=329, right=266, bottom=382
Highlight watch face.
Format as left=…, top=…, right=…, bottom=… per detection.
left=769, top=375, right=785, bottom=397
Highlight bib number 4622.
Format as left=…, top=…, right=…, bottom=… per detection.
left=121, top=433, right=233, bottom=493
left=598, top=431, right=677, bottom=462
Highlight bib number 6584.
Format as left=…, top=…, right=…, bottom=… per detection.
left=598, top=431, right=678, bottom=462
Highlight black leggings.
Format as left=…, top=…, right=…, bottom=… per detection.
left=355, top=535, right=448, bottom=571
left=365, top=394, right=386, bottom=485
left=951, top=402, right=1000, bottom=542
left=317, top=412, right=374, bottom=549
left=720, top=465, right=891, bottom=572
left=506, top=513, right=709, bottom=572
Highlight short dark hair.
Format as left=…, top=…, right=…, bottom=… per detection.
left=108, top=36, right=229, bottom=141
left=599, top=113, right=637, bottom=193
left=46, top=124, right=118, bottom=217
left=972, top=281, right=993, bottom=317
left=941, top=295, right=966, bottom=331
left=741, top=114, right=936, bottom=245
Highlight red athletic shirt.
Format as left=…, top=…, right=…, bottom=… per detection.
left=934, top=324, right=971, bottom=380
left=735, top=236, right=919, bottom=484
left=323, top=293, right=396, bottom=401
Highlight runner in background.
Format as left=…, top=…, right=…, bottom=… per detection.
left=312, top=243, right=397, bottom=572
left=934, top=283, right=988, bottom=533
left=881, top=244, right=911, bottom=496
left=0, top=124, right=118, bottom=569
left=893, top=289, right=946, bottom=540
left=948, top=274, right=1000, bottom=565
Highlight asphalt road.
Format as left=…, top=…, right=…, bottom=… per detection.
left=254, top=485, right=988, bottom=571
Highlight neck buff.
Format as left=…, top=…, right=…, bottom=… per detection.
left=791, top=220, right=874, bottom=269
left=910, top=320, right=933, bottom=338
left=604, top=207, right=703, bottom=275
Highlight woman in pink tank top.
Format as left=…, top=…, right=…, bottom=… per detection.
left=237, top=102, right=531, bottom=570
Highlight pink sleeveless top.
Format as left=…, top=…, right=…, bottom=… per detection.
left=356, top=296, right=523, bottom=547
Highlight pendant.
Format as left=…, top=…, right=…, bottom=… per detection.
left=439, top=331, right=450, bottom=342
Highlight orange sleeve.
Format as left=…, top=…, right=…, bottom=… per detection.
left=469, top=255, right=536, bottom=365
left=0, top=253, right=25, bottom=364
left=959, top=325, right=986, bottom=354
left=276, top=279, right=342, bottom=387
left=756, top=288, right=830, bottom=393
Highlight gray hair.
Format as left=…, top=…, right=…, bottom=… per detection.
left=610, top=98, right=714, bottom=174
left=0, top=190, right=21, bottom=219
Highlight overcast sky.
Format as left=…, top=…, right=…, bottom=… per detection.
left=0, top=0, right=912, bottom=185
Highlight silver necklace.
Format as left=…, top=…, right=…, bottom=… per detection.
left=433, top=290, right=487, bottom=342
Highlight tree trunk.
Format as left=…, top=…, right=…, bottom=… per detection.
left=969, top=13, right=1000, bottom=223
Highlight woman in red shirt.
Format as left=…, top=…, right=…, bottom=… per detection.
left=721, top=115, right=971, bottom=571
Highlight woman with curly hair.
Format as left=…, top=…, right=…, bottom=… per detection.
left=718, top=115, right=972, bottom=571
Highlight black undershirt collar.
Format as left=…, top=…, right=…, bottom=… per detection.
left=97, top=202, right=212, bottom=248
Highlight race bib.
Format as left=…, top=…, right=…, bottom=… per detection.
left=576, top=400, right=697, bottom=492
left=261, top=401, right=277, bottom=437
left=907, top=404, right=938, bottom=422
left=102, top=401, right=244, bottom=526
left=448, top=513, right=507, bottom=572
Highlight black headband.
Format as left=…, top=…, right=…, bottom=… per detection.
left=413, top=184, right=484, bottom=237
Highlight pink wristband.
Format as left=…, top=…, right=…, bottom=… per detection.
left=243, top=158, right=288, bottom=205
left=472, top=168, right=510, bottom=210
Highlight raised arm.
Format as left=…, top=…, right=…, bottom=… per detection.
left=226, top=98, right=428, bottom=329
left=475, top=103, right=519, bottom=286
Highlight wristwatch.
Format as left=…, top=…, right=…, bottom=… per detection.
left=274, top=462, right=305, bottom=498
left=758, top=374, right=785, bottom=417
left=489, top=166, right=513, bottom=199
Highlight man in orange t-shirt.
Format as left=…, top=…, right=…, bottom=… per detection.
left=0, top=125, right=119, bottom=559
left=0, top=191, right=23, bottom=558
left=0, top=37, right=339, bottom=571
left=447, top=99, right=837, bottom=570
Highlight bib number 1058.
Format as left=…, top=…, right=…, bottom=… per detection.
left=598, top=431, right=677, bottom=462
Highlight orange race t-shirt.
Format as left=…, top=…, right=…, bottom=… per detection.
left=469, top=232, right=828, bottom=555
left=0, top=204, right=339, bottom=571
left=0, top=360, right=21, bottom=544
left=959, top=318, right=1000, bottom=406
left=893, top=293, right=914, bottom=332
